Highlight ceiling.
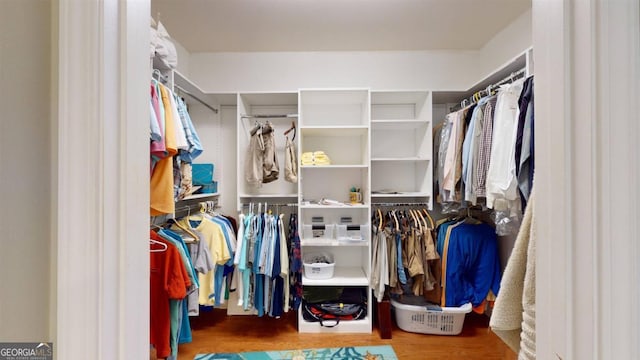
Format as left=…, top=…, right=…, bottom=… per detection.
left=151, top=0, right=531, bottom=53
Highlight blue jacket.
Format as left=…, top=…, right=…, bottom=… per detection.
left=442, top=222, right=501, bottom=307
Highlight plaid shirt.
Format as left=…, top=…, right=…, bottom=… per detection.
left=473, top=96, right=498, bottom=197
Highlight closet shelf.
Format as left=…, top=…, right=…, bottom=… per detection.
left=300, top=126, right=368, bottom=136
left=371, top=192, right=430, bottom=198
left=300, top=164, right=368, bottom=169
left=298, top=309, right=371, bottom=333
left=371, top=157, right=430, bottom=162
left=180, top=192, right=220, bottom=201
left=302, top=267, right=368, bottom=286
left=239, top=193, right=298, bottom=199
left=300, top=238, right=368, bottom=247
left=371, top=119, right=429, bottom=130
left=300, top=204, right=369, bottom=209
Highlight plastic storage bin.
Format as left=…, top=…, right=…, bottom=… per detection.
left=303, top=252, right=335, bottom=280
left=302, top=224, right=335, bottom=240
left=390, top=298, right=472, bottom=335
left=192, top=163, right=215, bottom=185
left=335, top=224, right=368, bottom=242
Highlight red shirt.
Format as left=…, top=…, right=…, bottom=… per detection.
left=150, top=230, right=190, bottom=358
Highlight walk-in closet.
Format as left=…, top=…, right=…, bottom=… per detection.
left=6, top=1, right=638, bottom=360
left=147, top=1, right=536, bottom=358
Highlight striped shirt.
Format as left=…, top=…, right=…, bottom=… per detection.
left=473, top=96, right=497, bottom=197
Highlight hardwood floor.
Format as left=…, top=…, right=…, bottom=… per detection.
left=176, top=308, right=517, bottom=360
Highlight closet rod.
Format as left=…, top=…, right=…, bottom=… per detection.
left=174, top=84, right=219, bottom=114
left=450, top=67, right=527, bottom=112
left=372, top=202, right=430, bottom=207
left=241, top=203, right=298, bottom=207
left=241, top=114, right=298, bottom=119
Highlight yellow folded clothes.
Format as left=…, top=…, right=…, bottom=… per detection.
left=300, top=151, right=331, bottom=165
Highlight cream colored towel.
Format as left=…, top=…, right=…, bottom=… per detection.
left=300, top=151, right=331, bottom=165
left=490, top=188, right=536, bottom=359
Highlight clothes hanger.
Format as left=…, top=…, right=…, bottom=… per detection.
left=249, top=121, right=263, bottom=136
left=422, top=209, right=435, bottom=230
left=413, top=209, right=423, bottom=232
left=415, top=209, right=427, bottom=230
left=390, top=210, right=400, bottom=232
left=284, top=121, right=297, bottom=140
left=150, top=238, right=167, bottom=252
left=407, top=209, right=417, bottom=228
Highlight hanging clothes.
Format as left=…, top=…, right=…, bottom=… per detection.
left=436, top=219, right=502, bottom=308
left=284, top=135, right=298, bottom=183
left=515, top=76, right=535, bottom=208
left=245, top=121, right=280, bottom=186
left=371, top=208, right=440, bottom=303
left=462, top=97, right=490, bottom=204
left=149, top=230, right=190, bottom=359
left=150, top=83, right=178, bottom=216
left=473, top=96, right=498, bottom=198
left=485, top=78, right=525, bottom=213
left=289, top=213, right=303, bottom=311
left=149, top=81, right=205, bottom=214
left=175, top=215, right=230, bottom=306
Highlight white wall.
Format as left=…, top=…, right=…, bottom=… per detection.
left=189, top=50, right=479, bottom=92
left=188, top=8, right=531, bottom=94
left=477, top=9, right=532, bottom=82
left=174, top=38, right=190, bottom=76
left=0, top=0, right=53, bottom=341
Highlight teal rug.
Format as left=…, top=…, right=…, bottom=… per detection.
left=194, top=345, right=398, bottom=360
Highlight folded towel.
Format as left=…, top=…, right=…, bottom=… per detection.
left=300, top=151, right=331, bottom=165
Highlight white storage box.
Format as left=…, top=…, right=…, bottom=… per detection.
left=335, top=224, right=368, bottom=242
left=302, top=224, right=335, bottom=240
left=303, top=252, right=335, bottom=280
left=391, top=298, right=472, bottom=335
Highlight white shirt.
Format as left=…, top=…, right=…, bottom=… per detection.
left=486, top=79, right=525, bottom=212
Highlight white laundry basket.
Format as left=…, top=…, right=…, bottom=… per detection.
left=391, top=299, right=472, bottom=335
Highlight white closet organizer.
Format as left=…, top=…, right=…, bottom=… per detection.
left=236, top=92, right=299, bottom=210
left=370, top=91, right=433, bottom=209
left=298, top=89, right=372, bottom=333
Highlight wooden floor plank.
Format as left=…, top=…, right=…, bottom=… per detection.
left=174, top=309, right=517, bottom=360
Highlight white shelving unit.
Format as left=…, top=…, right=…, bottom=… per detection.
left=298, top=89, right=372, bottom=333
left=370, top=90, right=433, bottom=208
left=229, top=88, right=433, bottom=333
left=236, top=92, right=299, bottom=211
